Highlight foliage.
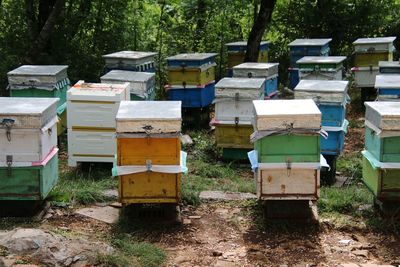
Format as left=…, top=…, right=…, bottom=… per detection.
left=336, top=154, right=363, bottom=181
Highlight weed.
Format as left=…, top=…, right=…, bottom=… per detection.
left=336, top=154, right=363, bottom=181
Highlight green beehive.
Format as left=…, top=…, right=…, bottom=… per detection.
left=252, top=99, right=321, bottom=163
left=365, top=126, right=400, bottom=162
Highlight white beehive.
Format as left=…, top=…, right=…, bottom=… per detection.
left=352, top=67, right=379, bottom=87
left=353, top=37, right=396, bottom=53
left=0, top=97, right=58, bottom=166
left=215, top=78, right=265, bottom=124
left=375, top=75, right=400, bottom=90
left=294, top=80, right=349, bottom=104
left=100, top=70, right=155, bottom=99
left=103, top=51, right=156, bottom=69
left=232, top=63, right=279, bottom=78
left=252, top=99, right=321, bottom=131
left=297, top=56, right=346, bottom=80
left=116, top=101, right=182, bottom=134
left=365, top=101, right=400, bottom=131
left=67, top=81, right=129, bottom=129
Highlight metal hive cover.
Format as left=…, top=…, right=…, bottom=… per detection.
left=116, top=101, right=182, bottom=121
left=101, top=70, right=154, bottom=82
left=102, top=51, right=156, bottom=59
left=7, top=65, right=68, bottom=76
left=225, top=41, right=270, bottom=46
left=353, top=37, right=396, bottom=45
left=365, top=101, right=400, bottom=117
left=166, top=53, right=217, bottom=61
left=379, top=61, right=400, bottom=68
left=216, top=78, right=265, bottom=89
left=232, top=62, right=279, bottom=70
left=288, top=39, right=332, bottom=46
left=295, top=80, right=349, bottom=92
left=297, top=56, right=346, bottom=64
left=375, top=75, right=400, bottom=88
left=0, top=97, right=58, bottom=115
left=253, top=99, right=321, bottom=117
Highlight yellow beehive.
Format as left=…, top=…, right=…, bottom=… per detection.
left=227, top=51, right=268, bottom=69
left=354, top=52, right=393, bottom=67
left=167, top=64, right=216, bottom=86
left=214, top=124, right=253, bottom=149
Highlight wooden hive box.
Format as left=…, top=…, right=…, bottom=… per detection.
left=365, top=101, right=400, bottom=162
left=353, top=37, right=396, bottom=53
left=67, top=81, right=129, bottom=167
left=116, top=101, right=182, bottom=204
left=252, top=99, right=321, bottom=163
left=379, top=61, right=400, bottom=74
left=0, top=148, right=58, bottom=201
left=214, top=78, right=265, bottom=124
left=103, top=51, right=156, bottom=72
left=101, top=70, right=156, bottom=100
left=166, top=83, right=215, bottom=108
left=226, top=41, right=270, bottom=68
left=0, top=97, right=58, bottom=166
left=294, top=80, right=349, bottom=127
left=297, top=56, right=346, bottom=80
left=354, top=52, right=392, bottom=67
left=232, top=63, right=279, bottom=98
left=214, top=123, right=253, bottom=149
left=375, top=75, right=400, bottom=96
left=362, top=150, right=400, bottom=202
left=351, top=66, right=379, bottom=88
left=288, top=38, right=331, bottom=56
left=166, top=53, right=217, bottom=68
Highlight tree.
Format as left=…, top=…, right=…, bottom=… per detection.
left=245, top=0, right=276, bottom=62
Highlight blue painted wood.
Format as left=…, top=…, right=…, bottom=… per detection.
left=105, top=62, right=155, bottom=73
left=289, top=69, right=300, bottom=89
left=378, top=88, right=400, bottom=96
left=227, top=69, right=233, bottom=77
left=265, top=76, right=278, bottom=98
left=321, top=129, right=345, bottom=155
left=226, top=42, right=269, bottom=52
left=290, top=45, right=330, bottom=57
left=167, top=55, right=216, bottom=68
left=167, top=83, right=215, bottom=108
left=318, top=103, right=346, bottom=127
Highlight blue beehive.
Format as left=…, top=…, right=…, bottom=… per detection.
left=166, top=82, right=215, bottom=108
left=375, top=75, right=400, bottom=99
left=294, top=79, right=349, bottom=155
left=289, top=68, right=300, bottom=89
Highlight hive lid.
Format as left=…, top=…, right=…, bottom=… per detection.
left=232, top=63, right=279, bottom=78
left=225, top=41, right=270, bottom=47
left=232, top=62, right=279, bottom=70
left=0, top=97, right=58, bottom=128
left=294, top=80, right=349, bottom=104
left=216, top=78, right=265, bottom=89
left=379, top=61, right=400, bottom=68
left=7, top=65, right=68, bottom=86
left=166, top=53, right=217, bottom=61
left=100, top=70, right=155, bottom=82
left=102, top=51, right=156, bottom=59
left=67, top=81, right=129, bottom=101
left=253, top=99, right=321, bottom=131
left=375, top=75, right=400, bottom=88
left=365, top=101, right=400, bottom=131
left=288, top=39, right=332, bottom=47
left=353, top=37, right=396, bottom=45
left=297, top=56, right=346, bottom=64
left=116, top=101, right=182, bottom=133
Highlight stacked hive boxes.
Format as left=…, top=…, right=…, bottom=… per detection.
left=115, top=101, right=184, bottom=204
left=250, top=100, right=322, bottom=201
left=7, top=65, right=70, bottom=135
left=213, top=78, right=265, bottom=160
left=351, top=37, right=396, bottom=100
left=165, top=53, right=217, bottom=128
left=225, top=41, right=270, bottom=77
left=288, top=39, right=332, bottom=89
left=379, top=61, right=400, bottom=74
left=374, top=75, right=400, bottom=101
left=294, top=80, right=349, bottom=184
left=362, top=102, right=400, bottom=206
left=232, top=63, right=279, bottom=99
left=297, top=56, right=346, bottom=81
left=101, top=70, right=156, bottom=101
left=67, top=81, right=129, bottom=167
left=103, top=51, right=156, bottom=73
left=0, top=98, right=59, bottom=201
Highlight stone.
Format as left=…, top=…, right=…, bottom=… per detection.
left=352, top=250, right=369, bottom=258
left=75, top=206, right=120, bottom=224
left=175, top=255, right=190, bottom=264
left=183, top=219, right=192, bottom=225
left=212, top=251, right=222, bottom=257
left=339, top=264, right=360, bottom=267
left=213, top=260, right=238, bottom=267
left=188, top=216, right=202, bottom=219
left=339, top=239, right=352, bottom=245
left=200, top=191, right=257, bottom=201
left=102, top=189, right=118, bottom=199
left=180, top=135, right=193, bottom=145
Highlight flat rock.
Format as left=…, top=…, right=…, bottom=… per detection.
left=200, top=191, right=257, bottom=201
left=213, top=260, right=239, bottom=267
left=102, top=189, right=118, bottom=199
left=180, top=135, right=193, bottom=145
left=352, top=249, right=369, bottom=258
left=75, top=206, right=119, bottom=224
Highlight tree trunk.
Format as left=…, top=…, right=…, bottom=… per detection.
left=24, top=0, right=65, bottom=64
left=193, top=0, right=207, bottom=51
left=25, top=0, right=37, bottom=42
left=245, top=0, right=276, bottom=62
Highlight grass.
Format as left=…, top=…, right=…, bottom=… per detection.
left=336, top=153, right=363, bottom=181
left=49, top=160, right=117, bottom=205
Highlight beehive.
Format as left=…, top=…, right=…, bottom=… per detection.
left=115, top=101, right=183, bottom=204
left=0, top=98, right=59, bottom=201
left=297, top=56, right=346, bottom=80
left=103, top=51, right=156, bottom=72
left=67, top=81, right=129, bottom=167
left=7, top=65, right=70, bottom=135
left=101, top=70, right=156, bottom=100
left=166, top=83, right=215, bottom=108
left=225, top=41, right=270, bottom=69
left=375, top=75, right=400, bottom=97
left=353, top=37, right=396, bottom=53
left=351, top=66, right=380, bottom=88
left=379, top=61, right=400, bottom=74
left=232, top=63, right=279, bottom=98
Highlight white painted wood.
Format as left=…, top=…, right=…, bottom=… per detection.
left=379, top=60, right=400, bottom=70
left=215, top=100, right=254, bottom=124
left=375, top=74, right=400, bottom=89
left=7, top=65, right=68, bottom=85
left=252, top=99, right=321, bottom=131
left=226, top=41, right=270, bottom=47
left=288, top=39, right=332, bottom=47
left=232, top=63, right=279, bottom=77
left=0, top=119, right=57, bottom=166
left=101, top=70, right=155, bottom=98
left=353, top=37, right=396, bottom=52
left=299, top=69, right=342, bottom=80
left=215, top=78, right=265, bottom=99
left=365, top=101, right=400, bottom=131
left=297, top=56, right=346, bottom=65
left=67, top=81, right=129, bottom=128
left=0, top=97, right=58, bottom=129
left=352, top=67, right=379, bottom=87
left=294, top=80, right=348, bottom=104
left=103, top=51, right=156, bottom=67
left=256, top=168, right=320, bottom=200
left=116, top=101, right=181, bottom=133
left=166, top=53, right=218, bottom=61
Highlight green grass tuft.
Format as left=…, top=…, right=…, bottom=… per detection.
left=336, top=154, right=363, bottom=181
